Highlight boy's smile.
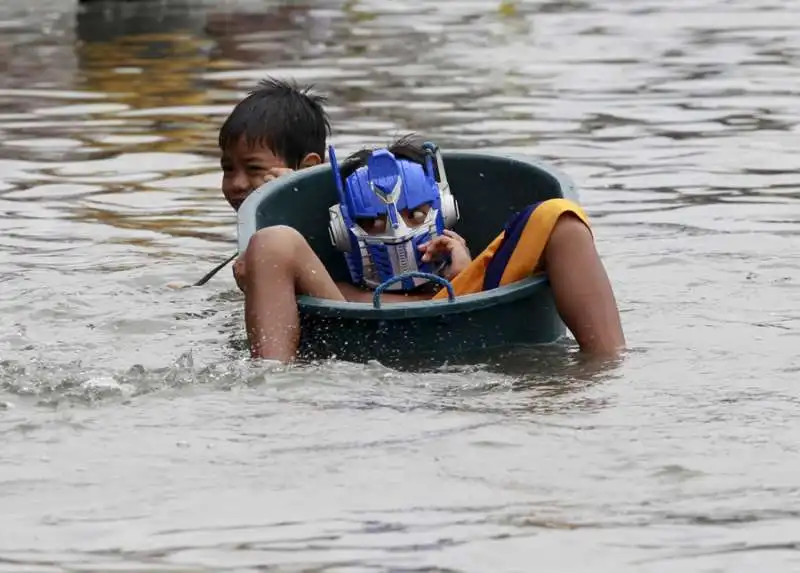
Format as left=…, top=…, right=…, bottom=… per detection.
left=220, top=136, right=287, bottom=211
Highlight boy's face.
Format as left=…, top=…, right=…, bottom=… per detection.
left=220, top=136, right=322, bottom=211
left=220, top=136, right=287, bottom=211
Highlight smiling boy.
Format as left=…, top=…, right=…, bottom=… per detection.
left=217, top=77, right=331, bottom=289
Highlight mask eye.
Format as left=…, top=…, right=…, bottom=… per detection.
left=357, top=218, right=387, bottom=234
left=411, top=210, right=426, bottom=223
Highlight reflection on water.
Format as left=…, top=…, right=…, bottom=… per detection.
left=1, top=0, right=799, bottom=570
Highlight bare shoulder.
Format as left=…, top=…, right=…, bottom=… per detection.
left=550, top=212, right=594, bottom=244
left=540, top=212, right=596, bottom=272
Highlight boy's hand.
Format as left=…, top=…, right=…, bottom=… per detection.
left=418, top=230, right=472, bottom=280
left=263, top=167, right=294, bottom=183
left=233, top=256, right=247, bottom=292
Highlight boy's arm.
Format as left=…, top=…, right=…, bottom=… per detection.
left=543, top=214, right=625, bottom=358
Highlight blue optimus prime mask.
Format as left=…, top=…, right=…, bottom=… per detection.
left=327, top=142, right=460, bottom=292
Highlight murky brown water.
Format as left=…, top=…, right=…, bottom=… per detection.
left=1, top=0, right=799, bottom=571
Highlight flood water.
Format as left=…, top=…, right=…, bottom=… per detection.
left=1, top=0, right=799, bottom=571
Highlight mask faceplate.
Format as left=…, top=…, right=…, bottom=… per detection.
left=328, top=144, right=459, bottom=292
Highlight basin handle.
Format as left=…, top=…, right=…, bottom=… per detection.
left=372, top=272, right=456, bottom=309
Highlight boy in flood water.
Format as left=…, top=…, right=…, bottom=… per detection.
left=217, top=77, right=331, bottom=290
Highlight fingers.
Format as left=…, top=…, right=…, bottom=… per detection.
left=419, top=235, right=455, bottom=262
left=263, top=167, right=294, bottom=183
left=233, top=257, right=245, bottom=279
left=418, top=232, right=465, bottom=261
left=233, top=258, right=247, bottom=293
left=443, top=229, right=467, bottom=247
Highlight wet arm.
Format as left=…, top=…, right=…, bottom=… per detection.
left=543, top=214, right=626, bottom=357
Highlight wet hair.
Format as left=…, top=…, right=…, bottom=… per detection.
left=218, top=76, right=331, bottom=168
left=339, top=133, right=441, bottom=183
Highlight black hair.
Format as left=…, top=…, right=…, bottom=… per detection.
left=218, top=76, right=332, bottom=169
left=338, top=133, right=440, bottom=183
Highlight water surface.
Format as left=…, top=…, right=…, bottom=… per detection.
left=1, top=0, right=799, bottom=571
